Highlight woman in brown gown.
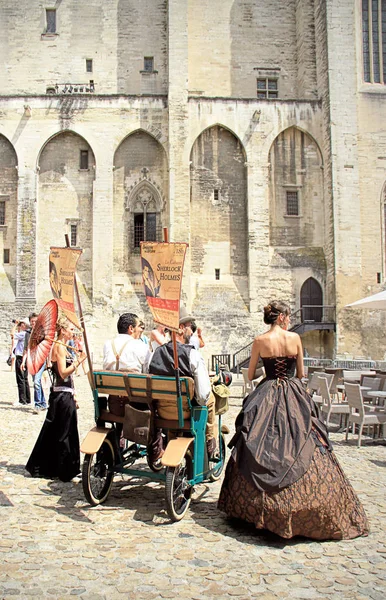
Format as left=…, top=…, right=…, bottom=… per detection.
left=218, top=301, right=369, bottom=540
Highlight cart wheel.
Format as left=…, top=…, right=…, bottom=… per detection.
left=82, top=438, right=115, bottom=505
left=165, top=452, right=193, bottom=522
left=209, top=433, right=226, bottom=482
left=147, top=454, right=164, bottom=473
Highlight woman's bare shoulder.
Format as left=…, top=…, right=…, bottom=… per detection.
left=286, top=330, right=300, bottom=340
left=252, top=332, right=267, bottom=344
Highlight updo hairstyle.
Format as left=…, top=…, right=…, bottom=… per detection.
left=263, top=300, right=290, bottom=325
left=55, top=315, right=70, bottom=335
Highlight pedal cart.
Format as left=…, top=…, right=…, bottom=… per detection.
left=80, top=371, right=227, bottom=521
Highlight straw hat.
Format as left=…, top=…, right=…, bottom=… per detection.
left=179, top=306, right=193, bottom=325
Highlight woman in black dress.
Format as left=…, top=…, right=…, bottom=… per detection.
left=26, top=316, right=86, bottom=482
left=218, top=300, right=369, bottom=540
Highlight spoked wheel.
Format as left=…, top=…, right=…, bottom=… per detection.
left=165, top=452, right=193, bottom=522
left=147, top=454, right=164, bottom=473
left=82, top=438, right=115, bottom=505
left=209, top=433, right=226, bottom=482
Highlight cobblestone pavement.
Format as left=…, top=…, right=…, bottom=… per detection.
left=0, top=365, right=385, bottom=600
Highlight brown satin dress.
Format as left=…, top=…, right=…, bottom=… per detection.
left=218, top=356, right=369, bottom=540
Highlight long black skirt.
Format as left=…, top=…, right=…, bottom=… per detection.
left=26, top=390, right=80, bottom=482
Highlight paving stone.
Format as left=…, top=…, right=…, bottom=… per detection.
left=0, top=369, right=385, bottom=599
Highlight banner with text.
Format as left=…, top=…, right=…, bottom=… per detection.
left=49, top=246, right=82, bottom=328
left=140, top=241, right=188, bottom=331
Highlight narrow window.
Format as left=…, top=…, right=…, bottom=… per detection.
left=214, top=189, right=219, bottom=201
left=86, top=59, right=93, bottom=73
left=46, top=9, right=56, bottom=33
left=146, top=212, right=157, bottom=241
left=70, top=224, right=77, bottom=247
left=377, top=272, right=382, bottom=283
left=0, top=201, right=5, bottom=225
left=286, top=191, right=299, bottom=216
left=80, top=150, right=89, bottom=170
left=144, top=57, right=154, bottom=72
left=362, top=0, right=386, bottom=84
left=134, top=214, right=144, bottom=248
left=257, top=78, right=278, bottom=99
left=133, top=212, right=158, bottom=247
left=3, top=249, right=9, bottom=264
left=215, top=268, right=220, bottom=281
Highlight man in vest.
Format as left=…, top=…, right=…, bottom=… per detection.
left=148, top=306, right=217, bottom=455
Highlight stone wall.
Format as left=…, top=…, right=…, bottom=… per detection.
left=0, top=0, right=386, bottom=362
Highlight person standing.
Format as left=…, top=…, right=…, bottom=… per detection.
left=26, top=316, right=87, bottom=481
left=150, top=323, right=167, bottom=351
left=22, top=313, right=47, bottom=413
left=190, top=321, right=205, bottom=350
left=12, top=318, right=31, bottom=406
left=218, top=300, right=369, bottom=540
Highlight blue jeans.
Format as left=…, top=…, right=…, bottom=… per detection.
left=33, top=362, right=47, bottom=408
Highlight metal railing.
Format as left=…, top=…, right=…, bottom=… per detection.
left=231, top=342, right=253, bottom=372
left=291, top=305, right=336, bottom=326
left=211, top=354, right=231, bottom=372
left=46, top=81, right=95, bottom=95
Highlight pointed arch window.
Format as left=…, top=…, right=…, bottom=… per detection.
left=126, top=181, right=163, bottom=250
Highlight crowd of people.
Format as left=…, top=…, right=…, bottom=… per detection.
left=19, top=301, right=369, bottom=541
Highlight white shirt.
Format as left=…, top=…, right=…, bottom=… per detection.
left=103, top=334, right=150, bottom=372
left=189, top=334, right=200, bottom=351
left=188, top=347, right=211, bottom=405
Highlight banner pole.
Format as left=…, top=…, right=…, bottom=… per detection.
left=65, top=234, right=95, bottom=390
left=163, top=228, right=184, bottom=427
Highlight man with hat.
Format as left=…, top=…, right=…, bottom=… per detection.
left=11, top=318, right=31, bottom=406
left=148, top=306, right=216, bottom=455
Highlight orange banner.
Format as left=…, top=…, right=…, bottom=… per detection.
left=140, top=241, right=188, bottom=331
left=49, top=247, right=82, bottom=328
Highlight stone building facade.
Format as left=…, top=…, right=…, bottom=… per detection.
left=0, top=0, right=385, bottom=363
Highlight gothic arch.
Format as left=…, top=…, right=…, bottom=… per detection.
left=268, top=126, right=325, bottom=248
left=189, top=124, right=248, bottom=301
left=267, top=125, right=323, bottom=166
left=114, top=128, right=168, bottom=161
left=0, top=133, right=18, bottom=165
left=190, top=123, right=247, bottom=163
left=113, top=129, right=168, bottom=267
left=125, top=179, right=165, bottom=213
left=37, top=129, right=96, bottom=170
left=36, top=130, right=95, bottom=303
left=0, top=134, right=18, bottom=286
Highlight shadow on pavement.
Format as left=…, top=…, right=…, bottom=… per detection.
left=189, top=498, right=327, bottom=548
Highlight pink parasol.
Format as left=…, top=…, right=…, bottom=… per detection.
left=27, top=300, right=58, bottom=376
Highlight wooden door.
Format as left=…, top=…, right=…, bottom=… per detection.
left=301, top=278, right=322, bottom=322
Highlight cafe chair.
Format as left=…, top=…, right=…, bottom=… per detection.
left=345, top=383, right=386, bottom=448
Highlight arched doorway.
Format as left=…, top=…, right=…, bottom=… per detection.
left=301, top=278, right=323, bottom=322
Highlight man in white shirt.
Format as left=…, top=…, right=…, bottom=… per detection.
left=103, top=313, right=150, bottom=421
left=103, top=313, right=149, bottom=372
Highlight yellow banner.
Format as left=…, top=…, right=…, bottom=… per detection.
left=140, top=242, right=188, bottom=331
left=49, top=247, right=82, bottom=328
